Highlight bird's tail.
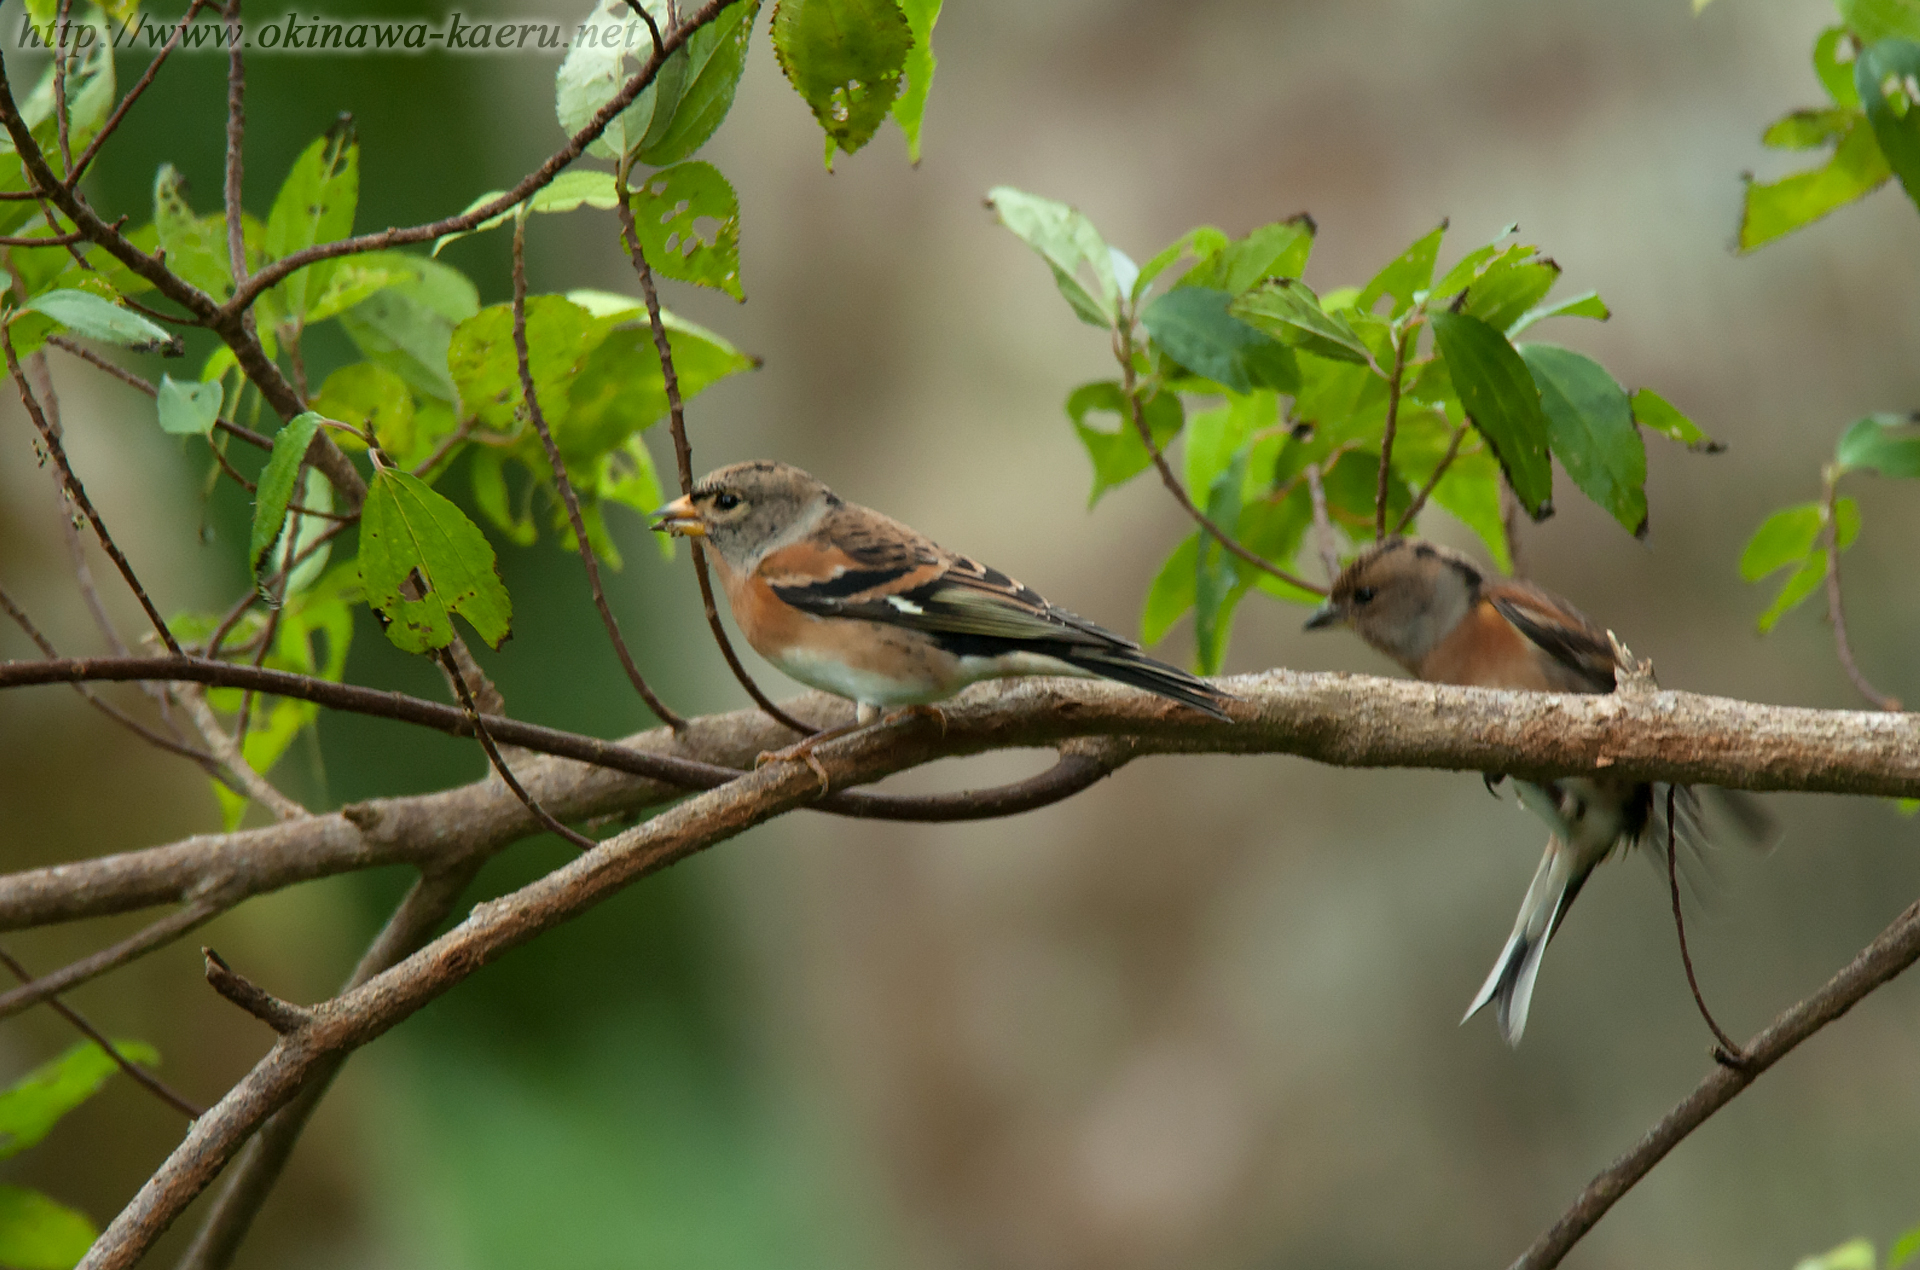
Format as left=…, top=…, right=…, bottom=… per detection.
left=1463, top=838, right=1588, bottom=1046
left=1057, top=645, right=1236, bottom=720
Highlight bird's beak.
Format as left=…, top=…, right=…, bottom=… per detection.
left=1303, top=601, right=1344, bottom=631
left=649, top=494, right=705, bottom=538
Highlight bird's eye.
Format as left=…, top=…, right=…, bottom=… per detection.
left=711, top=492, right=741, bottom=511
left=1352, top=586, right=1377, bottom=605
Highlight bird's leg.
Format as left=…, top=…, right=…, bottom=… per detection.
left=754, top=703, right=947, bottom=794
left=889, top=702, right=947, bottom=736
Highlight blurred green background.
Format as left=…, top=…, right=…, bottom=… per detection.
left=3, top=0, right=1920, bottom=1267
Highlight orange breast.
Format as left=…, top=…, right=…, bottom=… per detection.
left=1418, top=600, right=1560, bottom=690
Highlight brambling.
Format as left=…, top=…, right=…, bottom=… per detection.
left=1305, top=537, right=1767, bottom=1045
left=651, top=461, right=1234, bottom=764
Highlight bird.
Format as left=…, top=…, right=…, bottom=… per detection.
left=1304, top=536, right=1768, bottom=1045
left=650, top=461, right=1235, bottom=771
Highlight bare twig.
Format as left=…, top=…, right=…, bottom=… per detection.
left=439, top=649, right=598, bottom=852
left=1303, top=461, right=1340, bottom=581
left=1395, top=419, right=1468, bottom=535
left=508, top=216, right=683, bottom=730
left=1114, top=323, right=1325, bottom=595
left=6, top=335, right=184, bottom=654
left=174, top=860, right=484, bottom=1270
left=612, top=165, right=813, bottom=736
left=1374, top=324, right=1412, bottom=540
left=1666, top=785, right=1747, bottom=1064
left=51, top=0, right=75, bottom=174
left=0, top=944, right=203, bottom=1120
left=220, top=0, right=247, bottom=296
left=178, top=687, right=307, bottom=822
left=1512, top=892, right=1920, bottom=1270
left=0, top=898, right=228, bottom=1022
left=0, top=228, right=90, bottom=247
left=1821, top=469, right=1901, bottom=711
left=201, top=948, right=310, bottom=1034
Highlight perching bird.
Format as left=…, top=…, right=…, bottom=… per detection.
left=1304, top=537, right=1766, bottom=1045
left=651, top=461, right=1234, bottom=759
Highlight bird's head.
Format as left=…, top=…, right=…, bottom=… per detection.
left=651, top=460, right=837, bottom=574
left=1304, top=537, right=1483, bottom=669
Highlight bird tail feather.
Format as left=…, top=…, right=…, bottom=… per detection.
left=1061, top=647, right=1235, bottom=720
left=1463, top=840, right=1582, bottom=1046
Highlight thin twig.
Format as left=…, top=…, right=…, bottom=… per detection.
left=52, top=0, right=75, bottom=176
left=179, top=688, right=308, bottom=821
left=1114, top=324, right=1325, bottom=595
left=1303, top=461, right=1340, bottom=581
left=409, top=416, right=477, bottom=480
left=439, top=649, right=598, bottom=851
left=1500, top=477, right=1528, bottom=579
left=0, top=898, right=228, bottom=1023
left=220, top=0, right=247, bottom=298
left=201, top=948, right=310, bottom=1033
left=1395, top=419, right=1468, bottom=534
left=173, top=861, right=484, bottom=1270
left=1512, top=892, right=1920, bottom=1270
left=0, top=228, right=91, bottom=247
left=0, top=945, right=204, bottom=1119
left=613, top=165, right=814, bottom=735
left=509, top=216, right=683, bottom=730
left=1666, top=785, right=1747, bottom=1064
left=1374, top=324, right=1411, bottom=540
left=7, top=336, right=184, bottom=654
left=1821, top=470, right=1901, bottom=711
left=66, top=0, right=215, bottom=187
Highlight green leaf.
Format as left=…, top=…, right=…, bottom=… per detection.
left=337, top=254, right=480, bottom=403
left=1630, top=387, right=1721, bottom=452
left=1764, top=106, right=1860, bottom=149
left=641, top=0, right=764, bottom=166
left=1143, top=288, right=1296, bottom=394
left=1429, top=310, right=1553, bottom=517
left=17, top=289, right=179, bottom=354
left=1739, top=115, right=1891, bottom=251
left=156, top=375, right=221, bottom=436
left=1064, top=379, right=1182, bottom=505
left=471, top=447, right=537, bottom=547
left=1321, top=446, right=1412, bottom=540
left=1355, top=220, right=1446, bottom=317
left=556, top=0, right=688, bottom=162
left=1856, top=38, right=1920, bottom=211
left=625, top=161, right=744, bottom=299
left=890, top=0, right=941, bottom=163
left=1505, top=288, right=1609, bottom=337
left=560, top=316, right=756, bottom=464
left=1394, top=417, right=1511, bottom=571
left=0, top=1185, right=97, bottom=1270
left=1178, top=217, right=1315, bottom=297
left=449, top=296, right=605, bottom=434
left=1835, top=411, right=1920, bottom=476
left=1193, top=451, right=1248, bottom=674
left=358, top=468, right=512, bottom=653
left=250, top=411, right=324, bottom=582
left=1141, top=533, right=1199, bottom=645
left=1230, top=277, right=1373, bottom=365
left=1430, top=226, right=1521, bottom=299
left=1840, top=0, right=1920, bottom=44
left=1791, top=1237, right=1878, bottom=1270
left=1519, top=343, right=1646, bottom=536
left=1816, top=27, right=1863, bottom=108
left=1463, top=259, right=1561, bottom=334
left=0, top=1039, right=160, bottom=1160
left=1134, top=226, right=1229, bottom=302
left=1184, top=392, right=1273, bottom=498
left=310, top=362, right=417, bottom=462
left=265, top=117, right=359, bottom=325
left=595, top=436, right=674, bottom=560
left=1739, top=502, right=1825, bottom=579
left=152, top=164, right=240, bottom=300
left=771, top=0, right=913, bottom=164
left=1888, top=1222, right=1920, bottom=1269
left=300, top=261, right=410, bottom=326
left=431, top=171, right=620, bottom=256
left=985, top=186, right=1118, bottom=328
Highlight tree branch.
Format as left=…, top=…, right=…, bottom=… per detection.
left=0, top=896, right=229, bottom=1021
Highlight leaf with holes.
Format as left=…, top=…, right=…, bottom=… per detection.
left=156, top=375, right=222, bottom=436
left=772, top=0, right=913, bottom=164
left=0, top=1039, right=160, bottom=1160
left=626, top=161, right=744, bottom=299
left=266, top=117, right=359, bottom=324
left=1429, top=310, right=1553, bottom=516
left=1520, top=343, right=1646, bottom=536
left=250, top=411, right=323, bottom=583
left=358, top=468, right=512, bottom=653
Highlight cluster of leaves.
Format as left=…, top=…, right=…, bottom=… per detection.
left=988, top=188, right=1714, bottom=671
left=1734, top=0, right=1919, bottom=655
left=1740, top=0, right=1920, bottom=251
left=0, top=1041, right=163, bottom=1270
left=1793, top=1223, right=1920, bottom=1270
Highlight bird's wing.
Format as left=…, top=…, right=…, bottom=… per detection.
left=759, top=506, right=1125, bottom=650
left=1486, top=583, right=1617, bottom=693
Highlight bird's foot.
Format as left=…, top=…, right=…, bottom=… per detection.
left=755, top=721, right=859, bottom=795
left=887, top=703, right=947, bottom=737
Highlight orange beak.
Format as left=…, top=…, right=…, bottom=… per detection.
left=649, top=494, right=705, bottom=538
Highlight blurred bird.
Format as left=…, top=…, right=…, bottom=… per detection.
left=1305, top=537, right=1768, bottom=1045
left=652, top=461, right=1234, bottom=766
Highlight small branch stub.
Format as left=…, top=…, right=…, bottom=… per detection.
left=202, top=947, right=311, bottom=1034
